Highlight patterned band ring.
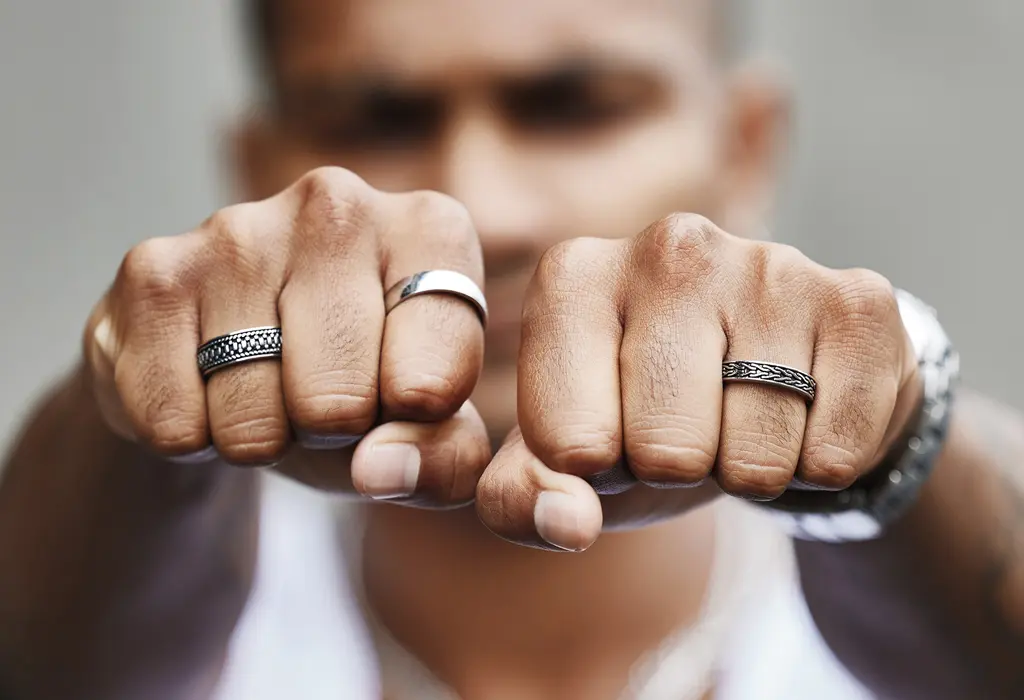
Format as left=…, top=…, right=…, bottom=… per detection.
left=722, top=360, right=817, bottom=403
left=197, top=326, right=283, bottom=379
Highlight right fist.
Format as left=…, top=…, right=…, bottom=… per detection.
left=83, top=167, right=491, bottom=508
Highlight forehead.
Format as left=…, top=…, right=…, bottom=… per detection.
left=275, top=0, right=713, bottom=83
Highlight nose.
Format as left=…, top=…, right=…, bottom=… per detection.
left=437, top=107, right=552, bottom=275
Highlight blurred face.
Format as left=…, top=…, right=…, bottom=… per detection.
left=240, top=0, right=782, bottom=436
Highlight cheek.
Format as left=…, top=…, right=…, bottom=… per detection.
left=536, top=116, right=723, bottom=240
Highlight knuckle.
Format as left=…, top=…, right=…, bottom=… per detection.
left=532, top=420, right=620, bottom=475
left=715, top=457, right=794, bottom=499
left=646, top=213, right=721, bottom=256
left=475, top=471, right=521, bottom=535
left=288, top=376, right=378, bottom=435
left=214, top=411, right=289, bottom=465
left=203, top=203, right=289, bottom=284
left=141, top=411, right=208, bottom=456
left=799, top=441, right=862, bottom=490
left=828, top=268, right=899, bottom=327
left=297, top=167, right=375, bottom=240
left=206, top=204, right=261, bottom=262
left=404, top=189, right=473, bottom=230
left=530, top=238, right=610, bottom=300
left=626, top=421, right=717, bottom=484
left=383, top=371, right=463, bottom=421
left=300, top=166, right=372, bottom=204
left=637, top=213, right=723, bottom=285
left=204, top=204, right=250, bottom=242
left=119, top=237, right=194, bottom=301
left=115, top=361, right=206, bottom=454
left=416, top=436, right=488, bottom=507
left=397, top=190, right=481, bottom=272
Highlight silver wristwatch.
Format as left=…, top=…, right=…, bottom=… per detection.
left=764, top=289, right=960, bottom=542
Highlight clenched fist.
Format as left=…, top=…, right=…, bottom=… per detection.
left=84, top=167, right=491, bottom=507
left=475, top=214, right=922, bottom=551
left=83, top=169, right=922, bottom=552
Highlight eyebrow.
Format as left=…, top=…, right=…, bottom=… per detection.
left=275, top=53, right=673, bottom=104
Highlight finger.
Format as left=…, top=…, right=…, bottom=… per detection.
left=107, top=236, right=211, bottom=461
left=619, top=214, right=725, bottom=488
left=517, top=238, right=624, bottom=479
left=797, top=270, right=904, bottom=489
left=349, top=401, right=491, bottom=507
left=201, top=206, right=290, bottom=466
left=715, top=347, right=813, bottom=502
left=84, top=294, right=134, bottom=441
left=378, top=191, right=485, bottom=422
left=620, top=307, right=724, bottom=489
left=476, top=428, right=603, bottom=552
left=278, top=170, right=384, bottom=447
left=713, top=245, right=819, bottom=501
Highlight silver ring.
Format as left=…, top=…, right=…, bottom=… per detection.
left=197, top=326, right=283, bottom=379
left=722, top=360, right=817, bottom=403
left=384, top=270, right=488, bottom=328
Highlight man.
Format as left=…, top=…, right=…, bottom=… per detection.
left=1, top=0, right=1022, bottom=698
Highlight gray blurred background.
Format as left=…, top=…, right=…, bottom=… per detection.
left=1, top=0, right=1022, bottom=448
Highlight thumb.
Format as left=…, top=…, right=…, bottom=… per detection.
left=349, top=401, right=491, bottom=509
left=476, top=428, right=603, bottom=552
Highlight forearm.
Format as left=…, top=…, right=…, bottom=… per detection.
left=0, top=367, right=260, bottom=700
left=795, top=390, right=1024, bottom=698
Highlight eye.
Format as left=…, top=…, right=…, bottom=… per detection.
left=286, top=86, right=445, bottom=152
left=501, top=68, right=654, bottom=135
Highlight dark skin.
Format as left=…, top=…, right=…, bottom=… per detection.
left=2, top=1, right=1023, bottom=698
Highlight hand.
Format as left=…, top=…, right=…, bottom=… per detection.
left=476, top=214, right=922, bottom=551
left=83, top=167, right=491, bottom=507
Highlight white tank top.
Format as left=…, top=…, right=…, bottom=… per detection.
left=215, top=474, right=873, bottom=700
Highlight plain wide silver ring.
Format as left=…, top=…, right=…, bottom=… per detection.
left=384, top=270, right=488, bottom=328
left=722, top=360, right=817, bottom=403
left=197, top=326, right=283, bottom=379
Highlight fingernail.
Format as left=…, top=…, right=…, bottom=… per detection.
left=297, top=432, right=363, bottom=450
left=361, top=443, right=420, bottom=499
left=167, top=446, right=219, bottom=465
left=644, top=477, right=707, bottom=490
left=534, top=491, right=586, bottom=552
left=737, top=493, right=777, bottom=503
left=789, top=478, right=831, bottom=492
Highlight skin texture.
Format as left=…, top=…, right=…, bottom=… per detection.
left=0, top=0, right=1022, bottom=698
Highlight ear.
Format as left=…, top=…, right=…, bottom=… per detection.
left=718, top=62, right=791, bottom=237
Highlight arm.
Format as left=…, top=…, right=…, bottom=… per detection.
left=0, top=168, right=496, bottom=698
left=0, top=367, right=259, bottom=700
left=796, top=390, right=1024, bottom=698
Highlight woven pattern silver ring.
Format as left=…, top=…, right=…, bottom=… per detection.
left=197, top=326, right=283, bottom=379
left=722, top=360, right=817, bottom=403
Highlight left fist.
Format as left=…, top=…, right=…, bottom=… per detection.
left=476, top=214, right=922, bottom=551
